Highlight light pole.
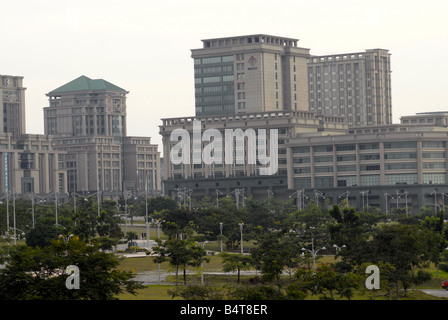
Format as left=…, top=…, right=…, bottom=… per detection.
left=384, top=193, right=394, bottom=214
left=215, top=189, right=223, bottom=207
left=338, top=191, right=350, bottom=208
left=333, top=244, right=346, bottom=262
left=302, top=237, right=326, bottom=275
left=239, top=222, right=244, bottom=254
left=289, top=189, right=305, bottom=211
left=152, top=218, right=165, bottom=284
left=360, top=190, right=369, bottom=211
left=314, top=190, right=325, bottom=207
left=198, top=241, right=208, bottom=285
left=219, top=222, right=223, bottom=252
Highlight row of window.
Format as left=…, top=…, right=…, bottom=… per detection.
left=294, top=173, right=446, bottom=189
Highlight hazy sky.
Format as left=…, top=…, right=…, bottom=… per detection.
left=1, top=0, right=447, bottom=149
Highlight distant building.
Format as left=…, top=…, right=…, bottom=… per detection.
left=42, top=75, right=161, bottom=197
left=307, top=49, right=392, bottom=127
left=1, top=75, right=26, bottom=138
left=191, top=34, right=311, bottom=116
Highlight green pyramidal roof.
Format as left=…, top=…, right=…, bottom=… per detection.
left=49, top=75, right=127, bottom=94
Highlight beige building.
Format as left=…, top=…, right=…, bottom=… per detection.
left=44, top=75, right=161, bottom=197
left=307, top=49, right=392, bottom=127
left=0, top=133, right=67, bottom=195
left=192, top=34, right=311, bottom=116
left=160, top=110, right=347, bottom=200
left=288, top=119, right=448, bottom=213
left=1, top=75, right=26, bottom=138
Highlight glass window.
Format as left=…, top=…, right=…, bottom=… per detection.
left=422, top=162, right=445, bottom=169
left=360, top=164, right=380, bottom=171
left=384, top=141, right=417, bottom=149
left=384, top=152, right=417, bottom=160
left=385, top=162, right=417, bottom=170
left=314, top=155, right=334, bottom=163
left=422, top=141, right=446, bottom=148
left=313, top=145, right=333, bottom=153
left=294, top=167, right=311, bottom=174
left=360, top=154, right=380, bottom=161
left=422, top=152, right=445, bottom=159
left=314, top=166, right=334, bottom=173
left=337, top=155, right=356, bottom=162
left=360, top=175, right=380, bottom=186
left=293, top=157, right=310, bottom=164
left=315, top=176, right=334, bottom=188
left=385, top=174, right=418, bottom=185
left=292, top=146, right=310, bottom=153
left=337, top=176, right=356, bottom=187
left=423, top=173, right=446, bottom=184
left=337, top=165, right=356, bottom=172
left=336, top=144, right=356, bottom=151
left=294, top=177, right=311, bottom=189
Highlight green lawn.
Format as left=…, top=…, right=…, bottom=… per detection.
left=116, top=248, right=448, bottom=300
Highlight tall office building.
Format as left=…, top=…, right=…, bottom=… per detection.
left=44, top=75, right=161, bottom=196
left=44, top=75, right=127, bottom=142
left=307, top=49, right=392, bottom=127
left=191, top=34, right=311, bottom=116
left=1, top=75, right=26, bottom=138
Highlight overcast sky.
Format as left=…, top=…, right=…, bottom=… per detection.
left=1, top=0, right=447, bottom=149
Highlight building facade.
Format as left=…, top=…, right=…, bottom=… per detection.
left=43, top=75, right=161, bottom=197
left=288, top=121, right=448, bottom=213
left=1, top=75, right=26, bottom=138
left=191, top=35, right=311, bottom=116
left=160, top=110, right=347, bottom=202
left=0, top=133, right=67, bottom=195
left=307, top=49, right=392, bottom=127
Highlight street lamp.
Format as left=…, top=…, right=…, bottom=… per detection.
left=152, top=218, right=165, bottom=284
left=360, top=190, right=369, bottom=211
left=302, top=237, right=326, bottom=275
left=384, top=193, right=394, bottom=214
left=333, top=244, right=346, bottom=262
left=239, top=222, right=244, bottom=254
left=198, top=241, right=208, bottom=285
left=215, top=189, right=223, bottom=207
left=219, top=222, right=223, bottom=252
left=289, top=189, right=306, bottom=211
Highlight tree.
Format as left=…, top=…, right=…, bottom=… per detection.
left=0, top=237, right=142, bottom=300
left=219, top=252, right=252, bottom=284
left=25, top=222, right=59, bottom=248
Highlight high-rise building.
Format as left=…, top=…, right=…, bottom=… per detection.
left=44, top=75, right=127, bottom=142
left=307, top=49, right=392, bottom=127
left=191, top=34, right=311, bottom=116
left=44, top=75, right=161, bottom=196
left=1, top=75, right=26, bottom=138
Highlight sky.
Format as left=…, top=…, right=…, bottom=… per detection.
left=1, top=0, right=447, bottom=150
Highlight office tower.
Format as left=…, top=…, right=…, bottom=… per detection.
left=44, top=76, right=161, bottom=196
left=307, top=49, right=392, bottom=126
left=191, top=34, right=311, bottom=116
left=0, top=75, right=26, bottom=138
left=44, top=75, right=127, bottom=142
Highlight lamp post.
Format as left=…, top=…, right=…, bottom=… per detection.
left=302, top=237, right=326, bottom=275
left=314, top=190, right=325, bottom=207
left=198, top=241, right=208, bottom=285
left=360, top=190, right=369, bottom=211
left=384, top=193, right=394, bottom=214
left=152, top=218, right=165, bottom=284
left=219, top=222, right=223, bottom=252
left=215, top=189, right=223, bottom=207
left=239, top=222, right=244, bottom=254
left=333, top=244, right=346, bottom=262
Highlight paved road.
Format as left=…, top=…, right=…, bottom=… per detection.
left=419, top=289, right=448, bottom=298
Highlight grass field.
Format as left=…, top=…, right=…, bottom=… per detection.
left=116, top=246, right=448, bottom=300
